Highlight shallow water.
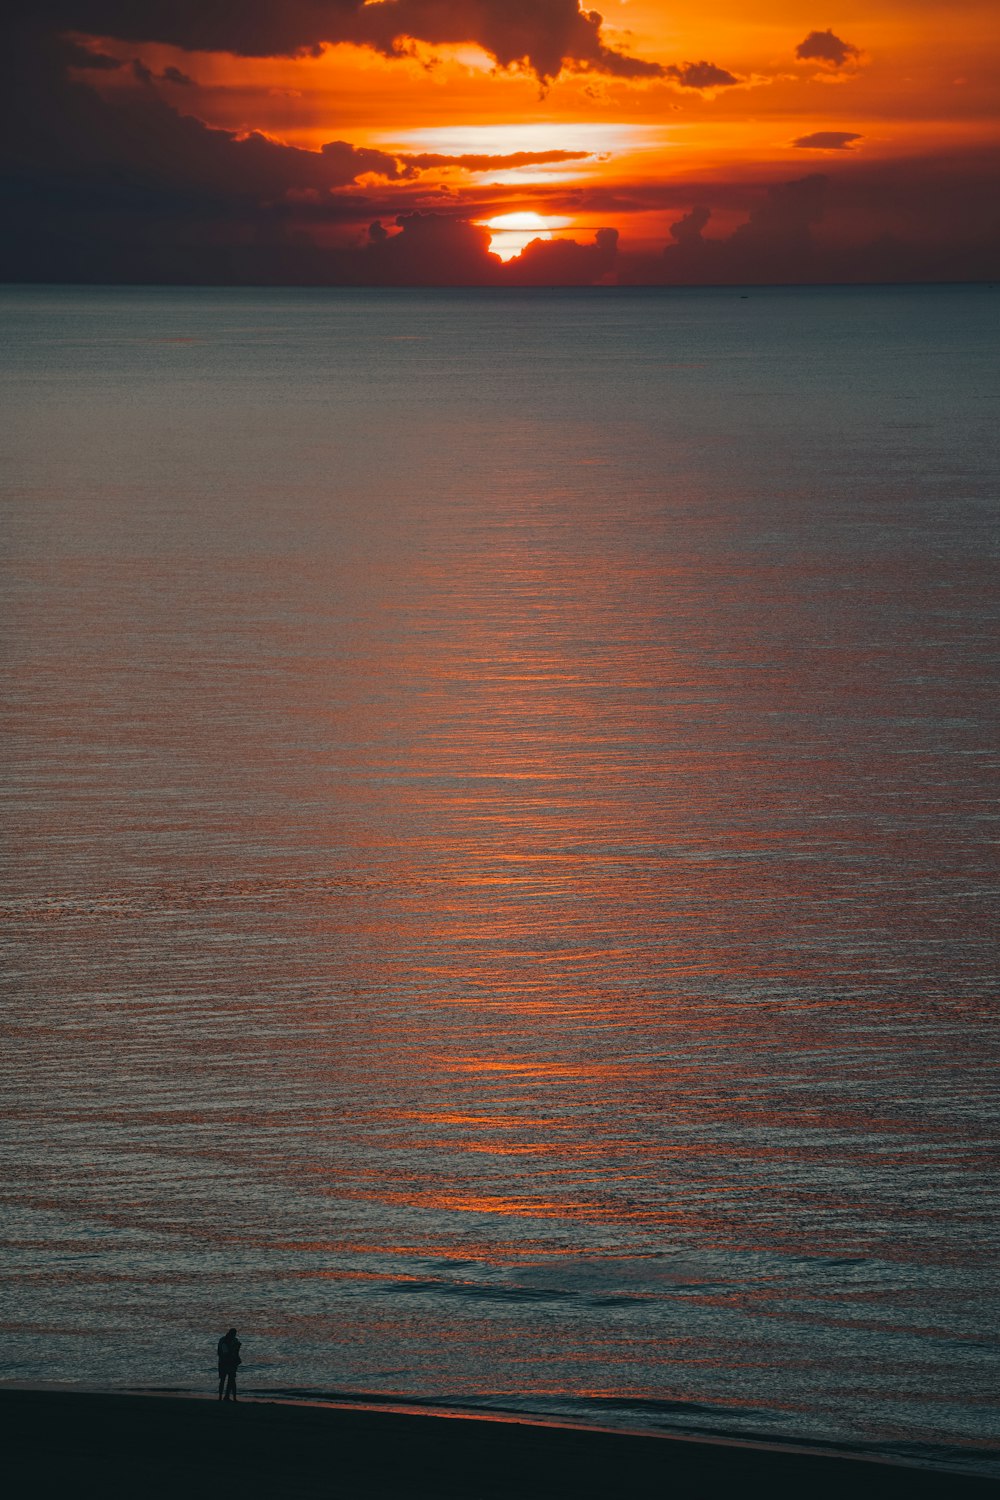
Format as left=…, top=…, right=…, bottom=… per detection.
left=1, top=284, right=998, bottom=1474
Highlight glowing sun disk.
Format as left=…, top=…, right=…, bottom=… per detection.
left=483, top=212, right=573, bottom=261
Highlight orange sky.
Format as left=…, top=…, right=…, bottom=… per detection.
left=9, top=3, right=999, bottom=282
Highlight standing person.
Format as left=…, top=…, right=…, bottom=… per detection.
left=217, top=1327, right=242, bottom=1402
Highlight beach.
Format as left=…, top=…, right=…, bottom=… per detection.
left=4, top=1389, right=996, bottom=1499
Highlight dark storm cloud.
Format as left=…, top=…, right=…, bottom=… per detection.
left=4, top=24, right=403, bottom=195
left=354, top=1, right=666, bottom=82
left=664, top=60, right=740, bottom=90
left=2, top=19, right=627, bottom=285
left=4, top=21, right=997, bottom=288
left=11, top=81, right=405, bottom=199
left=793, top=131, right=862, bottom=150
left=0, top=31, right=411, bottom=290
left=669, top=204, right=711, bottom=245
left=650, top=174, right=831, bottom=283
left=343, top=212, right=617, bottom=285
left=59, top=36, right=123, bottom=68
left=795, top=29, right=861, bottom=70
left=503, top=226, right=618, bottom=284
left=620, top=156, right=1000, bottom=285
left=360, top=211, right=499, bottom=283
left=729, top=173, right=828, bottom=248
left=31, top=1, right=664, bottom=82
left=635, top=177, right=832, bottom=276
left=21, top=5, right=334, bottom=56
left=0, top=27, right=623, bottom=290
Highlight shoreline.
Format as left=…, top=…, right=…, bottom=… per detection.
left=4, top=1387, right=997, bottom=1498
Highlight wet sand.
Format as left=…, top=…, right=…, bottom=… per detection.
left=3, top=1389, right=996, bottom=1499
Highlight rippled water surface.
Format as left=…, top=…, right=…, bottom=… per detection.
left=1, top=285, right=998, bottom=1474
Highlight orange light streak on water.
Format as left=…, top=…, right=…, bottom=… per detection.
left=1, top=288, right=997, bottom=1473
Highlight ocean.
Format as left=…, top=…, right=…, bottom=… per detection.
left=1, top=284, right=998, bottom=1476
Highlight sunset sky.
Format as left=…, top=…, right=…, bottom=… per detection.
left=5, top=3, right=999, bottom=283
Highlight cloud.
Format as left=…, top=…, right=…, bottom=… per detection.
left=357, top=2, right=667, bottom=83
left=398, top=149, right=592, bottom=175
left=656, top=174, right=831, bottom=284
left=664, top=60, right=741, bottom=91
left=60, top=37, right=123, bottom=69
left=6, top=22, right=998, bottom=289
left=361, top=211, right=499, bottom=283
left=359, top=213, right=617, bottom=285
left=0, top=30, right=623, bottom=295
left=730, top=172, right=827, bottom=247
left=113, top=54, right=201, bottom=88
left=319, top=139, right=410, bottom=184
left=631, top=155, right=1000, bottom=285
left=669, top=204, right=711, bottom=245
left=3, top=33, right=407, bottom=202
left=33, top=2, right=664, bottom=83
left=793, top=131, right=862, bottom=151
left=503, top=226, right=618, bottom=284
left=795, top=28, right=861, bottom=71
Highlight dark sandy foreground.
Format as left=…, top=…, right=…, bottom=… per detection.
left=3, top=1388, right=996, bottom=1499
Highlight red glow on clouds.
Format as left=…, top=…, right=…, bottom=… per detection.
left=3, top=4, right=998, bottom=283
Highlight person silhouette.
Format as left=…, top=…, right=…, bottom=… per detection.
left=217, top=1327, right=242, bottom=1402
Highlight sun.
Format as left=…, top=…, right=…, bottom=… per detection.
left=483, top=212, right=573, bottom=261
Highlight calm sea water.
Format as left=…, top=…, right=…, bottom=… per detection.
left=1, top=285, right=998, bottom=1475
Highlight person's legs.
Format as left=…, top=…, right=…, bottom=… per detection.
left=225, top=1370, right=237, bottom=1402
left=218, top=1371, right=225, bottom=1401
